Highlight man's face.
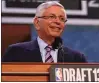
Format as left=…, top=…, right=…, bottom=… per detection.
left=35, top=6, right=67, bottom=38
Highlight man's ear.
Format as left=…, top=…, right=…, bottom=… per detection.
left=33, top=17, right=40, bottom=30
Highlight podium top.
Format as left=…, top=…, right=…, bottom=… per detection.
left=2, top=62, right=99, bottom=65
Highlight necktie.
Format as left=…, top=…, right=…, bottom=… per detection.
left=45, top=46, right=54, bottom=63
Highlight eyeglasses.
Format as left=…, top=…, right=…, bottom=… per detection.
left=38, top=15, right=67, bottom=23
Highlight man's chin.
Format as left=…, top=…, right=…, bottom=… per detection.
left=51, top=35, right=61, bottom=38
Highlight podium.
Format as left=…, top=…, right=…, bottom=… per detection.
left=2, top=62, right=99, bottom=82
left=2, top=62, right=52, bottom=82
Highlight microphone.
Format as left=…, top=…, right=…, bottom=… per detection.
left=52, top=37, right=62, bottom=49
left=52, top=37, right=64, bottom=62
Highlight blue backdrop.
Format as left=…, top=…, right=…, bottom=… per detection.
left=31, top=25, right=99, bottom=62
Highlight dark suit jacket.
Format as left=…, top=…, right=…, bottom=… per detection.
left=2, top=39, right=87, bottom=62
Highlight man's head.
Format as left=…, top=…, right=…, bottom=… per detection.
left=33, top=1, right=67, bottom=43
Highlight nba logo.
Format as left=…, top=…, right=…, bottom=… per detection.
left=55, top=68, right=63, bottom=81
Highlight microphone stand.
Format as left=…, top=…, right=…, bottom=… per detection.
left=52, top=37, right=65, bottom=63
left=58, top=43, right=64, bottom=63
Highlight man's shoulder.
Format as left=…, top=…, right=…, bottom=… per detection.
left=63, top=46, right=83, bottom=55
left=9, top=41, right=32, bottom=47
left=2, top=40, right=39, bottom=62
left=8, top=40, right=36, bottom=50
left=63, top=46, right=87, bottom=62
left=10, top=41, right=33, bottom=47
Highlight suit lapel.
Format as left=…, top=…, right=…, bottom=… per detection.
left=57, top=47, right=72, bottom=62
left=57, top=49, right=64, bottom=62
left=29, top=39, right=43, bottom=62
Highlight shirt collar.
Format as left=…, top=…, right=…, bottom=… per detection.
left=37, top=36, right=48, bottom=50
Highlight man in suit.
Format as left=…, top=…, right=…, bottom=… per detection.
left=2, top=1, right=87, bottom=62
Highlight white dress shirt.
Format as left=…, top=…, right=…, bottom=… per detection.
left=37, top=37, right=58, bottom=63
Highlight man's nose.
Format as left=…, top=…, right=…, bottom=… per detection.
left=54, top=17, right=61, bottom=25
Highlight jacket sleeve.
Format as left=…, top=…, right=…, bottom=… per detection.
left=2, top=45, right=24, bottom=62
